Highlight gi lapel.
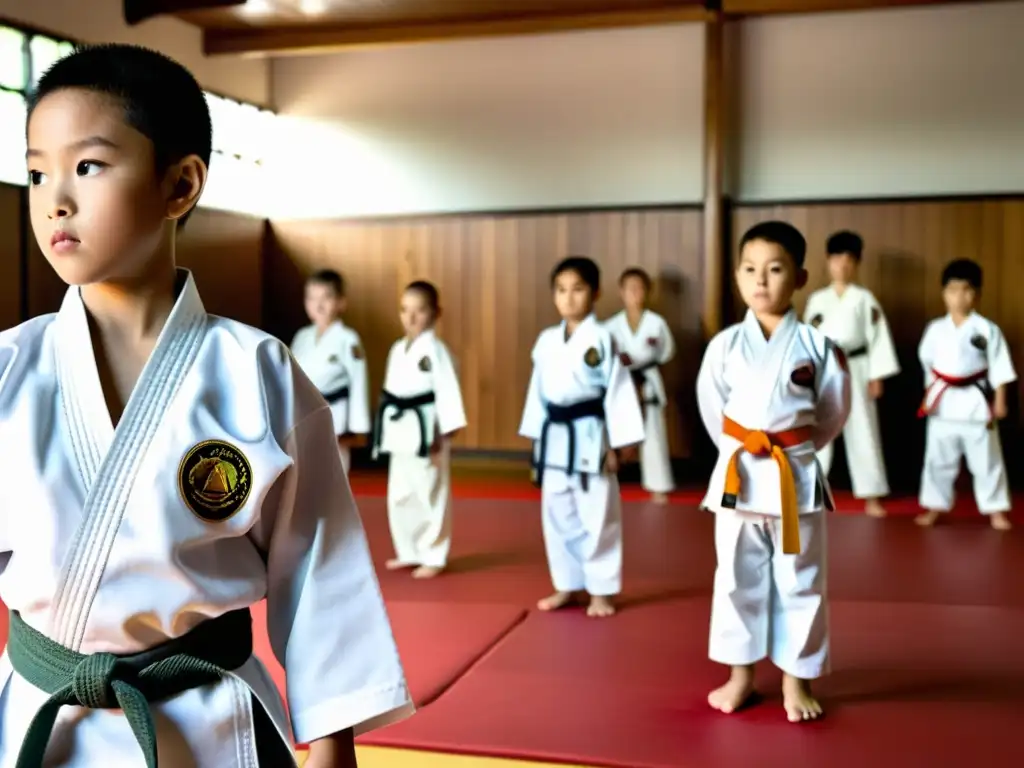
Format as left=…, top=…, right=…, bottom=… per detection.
left=50, top=269, right=208, bottom=650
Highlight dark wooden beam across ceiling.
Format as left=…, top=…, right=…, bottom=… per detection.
left=202, top=6, right=713, bottom=56
left=178, top=0, right=1016, bottom=56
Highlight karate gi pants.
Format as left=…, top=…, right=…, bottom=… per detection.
left=709, top=510, right=829, bottom=680
left=387, top=449, right=452, bottom=567
left=541, top=469, right=622, bottom=596
left=816, top=356, right=888, bottom=498
left=641, top=403, right=674, bottom=494
left=919, top=417, right=1011, bottom=515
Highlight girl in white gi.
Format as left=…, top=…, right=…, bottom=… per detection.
left=697, top=221, right=851, bottom=723
left=915, top=258, right=1015, bottom=531
left=0, top=45, right=412, bottom=768
left=520, top=257, right=645, bottom=618
left=803, top=231, right=900, bottom=518
left=373, top=281, right=467, bottom=579
left=291, top=269, right=371, bottom=475
left=604, top=267, right=676, bottom=504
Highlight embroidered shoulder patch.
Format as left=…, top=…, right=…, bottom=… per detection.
left=351, top=344, right=364, bottom=360
left=970, top=334, right=987, bottom=351
left=810, top=314, right=824, bottom=328
left=870, top=306, right=881, bottom=325
left=584, top=347, right=602, bottom=368
left=178, top=440, right=253, bottom=523
left=418, top=355, right=432, bottom=372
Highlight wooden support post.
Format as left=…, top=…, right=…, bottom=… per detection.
left=702, top=10, right=726, bottom=340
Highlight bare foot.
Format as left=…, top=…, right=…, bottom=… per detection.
left=586, top=595, right=616, bottom=618
left=864, top=499, right=887, bottom=518
left=915, top=509, right=941, bottom=527
left=991, top=513, right=1012, bottom=531
left=385, top=559, right=407, bottom=570
left=537, top=591, right=574, bottom=611
left=782, top=674, right=823, bottom=722
left=651, top=492, right=669, bottom=506
left=412, top=565, right=444, bottom=579
left=708, top=665, right=756, bottom=714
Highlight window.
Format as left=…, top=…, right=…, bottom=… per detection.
left=0, top=21, right=278, bottom=217
left=0, top=89, right=27, bottom=186
left=0, top=26, right=26, bottom=92
left=0, top=24, right=75, bottom=187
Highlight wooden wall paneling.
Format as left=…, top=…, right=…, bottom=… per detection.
left=264, top=208, right=704, bottom=457
left=0, top=184, right=22, bottom=330
left=25, top=208, right=266, bottom=326
left=731, top=197, right=1024, bottom=491
left=177, top=209, right=266, bottom=327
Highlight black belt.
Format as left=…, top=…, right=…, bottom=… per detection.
left=322, top=384, right=350, bottom=405
left=373, top=389, right=437, bottom=457
left=533, top=396, right=605, bottom=490
left=630, top=361, right=661, bottom=407
left=844, top=345, right=868, bottom=358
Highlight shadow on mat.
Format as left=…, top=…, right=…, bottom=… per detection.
left=617, top=588, right=706, bottom=610
left=443, top=551, right=533, bottom=574
left=826, top=672, right=1024, bottom=705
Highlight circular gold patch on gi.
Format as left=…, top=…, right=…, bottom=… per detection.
left=584, top=347, right=601, bottom=368
left=178, top=440, right=252, bottom=523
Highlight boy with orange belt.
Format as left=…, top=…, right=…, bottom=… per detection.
left=696, top=221, right=851, bottom=724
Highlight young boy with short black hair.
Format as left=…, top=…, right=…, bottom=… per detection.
left=0, top=43, right=411, bottom=767
left=519, top=256, right=644, bottom=618
left=916, top=258, right=1015, bottom=531
left=803, top=231, right=899, bottom=518
left=697, top=221, right=851, bottom=723
left=604, top=267, right=677, bottom=504
left=291, top=268, right=371, bottom=475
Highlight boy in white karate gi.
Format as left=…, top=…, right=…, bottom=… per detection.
left=915, top=258, right=1015, bottom=531
left=697, top=221, right=851, bottom=723
left=520, top=257, right=645, bottom=618
left=0, top=44, right=411, bottom=767
left=291, top=269, right=371, bottom=475
left=605, top=267, right=677, bottom=504
left=803, top=231, right=900, bottom=518
left=373, top=280, right=467, bottom=578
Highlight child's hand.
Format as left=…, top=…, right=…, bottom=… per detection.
left=868, top=379, right=883, bottom=399
left=618, top=445, right=638, bottom=464
left=604, top=451, right=619, bottom=474
left=994, top=386, right=1008, bottom=420
left=429, top=436, right=445, bottom=466
left=305, top=730, right=357, bottom=768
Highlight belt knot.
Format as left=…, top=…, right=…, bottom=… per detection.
left=741, top=430, right=774, bottom=456
left=71, top=652, right=124, bottom=709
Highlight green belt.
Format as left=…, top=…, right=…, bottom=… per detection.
left=7, top=608, right=253, bottom=768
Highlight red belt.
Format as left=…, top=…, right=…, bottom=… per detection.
left=917, top=368, right=993, bottom=422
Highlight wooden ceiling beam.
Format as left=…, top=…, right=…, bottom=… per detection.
left=721, top=0, right=1014, bottom=15
left=202, top=6, right=712, bottom=56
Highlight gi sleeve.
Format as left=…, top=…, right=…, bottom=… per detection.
left=986, top=322, right=1017, bottom=389
left=259, top=403, right=413, bottom=744
left=656, top=315, right=676, bottom=365
left=918, top=321, right=939, bottom=388
left=518, top=334, right=546, bottom=441
left=343, top=331, right=371, bottom=435
left=812, top=338, right=852, bottom=450
left=864, top=293, right=900, bottom=381
left=602, top=333, right=645, bottom=449
left=695, top=332, right=729, bottom=446
left=431, top=341, right=467, bottom=437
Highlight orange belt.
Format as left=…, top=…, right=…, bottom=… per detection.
left=721, top=416, right=813, bottom=555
